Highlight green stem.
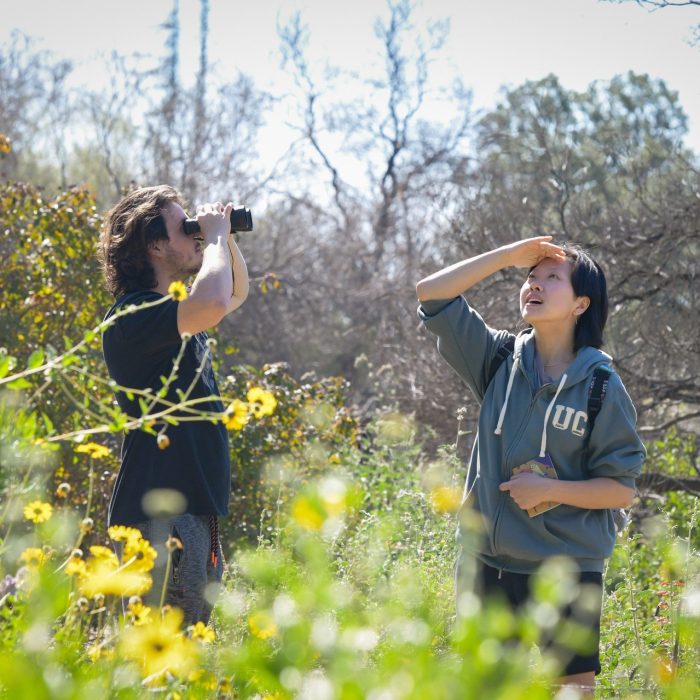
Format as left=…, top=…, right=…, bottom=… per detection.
left=624, top=532, right=643, bottom=660
left=672, top=497, right=699, bottom=666
left=159, top=549, right=173, bottom=610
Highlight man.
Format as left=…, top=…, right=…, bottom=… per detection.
left=99, top=185, right=249, bottom=624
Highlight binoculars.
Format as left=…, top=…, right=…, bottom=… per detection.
left=183, top=206, right=253, bottom=235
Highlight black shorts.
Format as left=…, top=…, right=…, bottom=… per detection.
left=477, top=563, right=603, bottom=676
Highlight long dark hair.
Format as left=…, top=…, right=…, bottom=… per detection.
left=98, top=185, right=185, bottom=298
left=564, top=245, right=608, bottom=351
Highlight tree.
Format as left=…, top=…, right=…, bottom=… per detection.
left=141, top=0, right=270, bottom=207
left=223, top=1, right=473, bottom=426
left=0, top=32, right=74, bottom=187
left=606, top=0, right=700, bottom=45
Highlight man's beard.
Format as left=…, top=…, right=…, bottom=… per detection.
left=165, top=248, right=201, bottom=278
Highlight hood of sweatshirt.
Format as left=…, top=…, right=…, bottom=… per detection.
left=495, top=328, right=613, bottom=458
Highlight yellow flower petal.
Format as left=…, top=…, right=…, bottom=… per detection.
left=167, top=281, right=188, bottom=301
left=23, top=500, right=53, bottom=524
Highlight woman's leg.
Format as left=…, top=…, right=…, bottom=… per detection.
left=556, top=671, right=595, bottom=697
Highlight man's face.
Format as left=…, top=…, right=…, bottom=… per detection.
left=158, top=202, right=204, bottom=277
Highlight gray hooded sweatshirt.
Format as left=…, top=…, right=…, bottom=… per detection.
left=419, top=296, right=645, bottom=574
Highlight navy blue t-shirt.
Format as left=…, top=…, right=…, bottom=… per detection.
left=102, top=290, right=230, bottom=525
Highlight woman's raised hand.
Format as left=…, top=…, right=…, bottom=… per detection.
left=504, top=236, right=567, bottom=269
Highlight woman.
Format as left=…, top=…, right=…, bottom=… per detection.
left=416, top=236, right=645, bottom=693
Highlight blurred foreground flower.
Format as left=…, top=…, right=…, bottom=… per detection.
left=76, top=537, right=154, bottom=597
left=168, top=280, right=188, bottom=301
left=223, top=399, right=249, bottom=431
left=188, top=621, right=216, bottom=644
left=128, top=600, right=153, bottom=626
left=0, top=134, right=11, bottom=154
left=292, top=495, right=325, bottom=531
left=120, top=607, right=199, bottom=678
left=65, top=550, right=87, bottom=578
left=247, top=386, right=277, bottom=418
left=75, top=442, right=111, bottom=459
left=19, top=547, right=48, bottom=570
left=430, top=485, right=462, bottom=514
left=249, top=610, right=278, bottom=640
left=23, top=500, right=53, bottom=524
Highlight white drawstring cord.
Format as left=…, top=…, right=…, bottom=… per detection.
left=494, top=356, right=519, bottom=435
left=539, top=373, right=567, bottom=457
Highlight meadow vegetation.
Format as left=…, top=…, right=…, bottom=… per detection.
left=1, top=2, right=700, bottom=694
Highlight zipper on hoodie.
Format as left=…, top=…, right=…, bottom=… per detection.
left=492, top=383, right=558, bottom=556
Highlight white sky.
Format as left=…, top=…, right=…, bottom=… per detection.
left=3, top=0, right=700, bottom=159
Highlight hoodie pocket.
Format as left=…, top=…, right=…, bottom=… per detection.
left=541, top=506, right=616, bottom=561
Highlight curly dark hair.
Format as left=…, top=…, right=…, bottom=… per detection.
left=98, top=185, right=186, bottom=298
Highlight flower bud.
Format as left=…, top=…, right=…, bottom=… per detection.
left=165, top=536, right=183, bottom=553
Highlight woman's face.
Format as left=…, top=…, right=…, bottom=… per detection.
left=519, top=257, right=589, bottom=326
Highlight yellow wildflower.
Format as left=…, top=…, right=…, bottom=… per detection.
left=168, top=281, right=188, bottom=301
left=108, top=525, right=143, bottom=543
left=188, top=669, right=218, bottom=689
left=75, top=442, right=111, bottom=459
left=248, top=611, right=278, bottom=640
left=87, top=644, right=115, bottom=662
left=80, top=559, right=152, bottom=598
left=222, top=399, right=249, bottom=431
left=247, top=387, right=277, bottom=418
left=66, top=551, right=87, bottom=578
left=128, top=601, right=153, bottom=626
left=122, top=536, right=157, bottom=573
left=430, top=486, right=462, bottom=514
left=78, top=545, right=152, bottom=597
left=188, top=621, right=216, bottom=644
left=120, top=607, right=199, bottom=678
left=89, top=546, right=119, bottom=566
left=19, top=547, right=48, bottom=570
left=0, top=134, right=11, bottom=154
left=292, top=496, right=324, bottom=531
left=23, top=500, right=53, bottom=524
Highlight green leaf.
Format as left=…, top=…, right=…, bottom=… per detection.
left=138, top=398, right=149, bottom=417
left=42, top=413, right=55, bottom=435
left=0, top=354, right=13, bottom=379
left=27, top=348, right=45, bottom=370
left=109, top=409, right=128, bottom=431
left=6, top=377, right=32, bottom=390
left=61, top=355, right=79, bottom=368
